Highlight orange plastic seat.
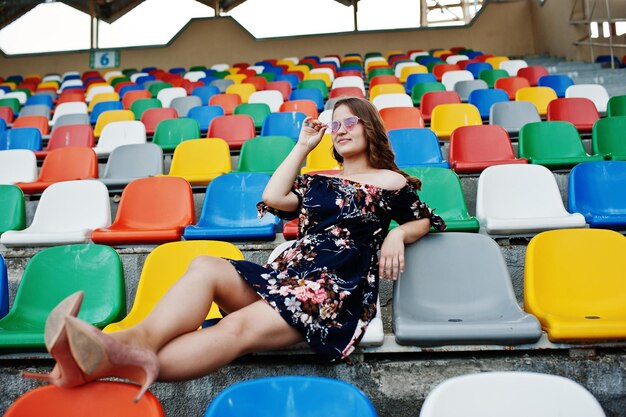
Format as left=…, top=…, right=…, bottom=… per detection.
left=207, top=114, right=256, bottom=150
left=4, top=381, right=165, bottom=417
left=91, top=177, right=194, bottom=245
left=16, top=147, right=98, bottom=194
left=280, top=99, right=318, bottom=118
left=209, top=93, right=242, bottom=115
left=34, top=124, right=95, bottom=159
left=12, top=115, right=49, bottom=135
left=379, top=107, right=425, bottom=130
left=494, top=76, right=531, bottom=100
left=369, top=75, right=401, bottom=89
left=140, top=107, right=178, bottom=136
left=122, top=89, right=151, bottom=109
left=432, top=64, right=461, bottom=81
left=329, top=87, right=365, bottom=99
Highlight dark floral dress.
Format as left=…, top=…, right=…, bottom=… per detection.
left=227, top=174, right=446, bottom=361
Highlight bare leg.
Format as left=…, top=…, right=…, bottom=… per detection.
left=156, top=299, right=303, bottom=381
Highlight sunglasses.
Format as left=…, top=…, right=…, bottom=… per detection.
left=329, top=116, right=361, bottom=133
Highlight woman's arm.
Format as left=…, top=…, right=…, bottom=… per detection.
left=379, top=218, right=431, bottom=281
left=262, top=117, right=327, bottom=212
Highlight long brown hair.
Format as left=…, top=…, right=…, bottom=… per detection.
left=331, top=97, right=422, bottom=190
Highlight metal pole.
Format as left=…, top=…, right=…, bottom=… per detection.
left=89, top=0, right=95, bottom=50
left=214, top=0, right=219, bottom=16
left=605, top=0, right=614, bottom=69
left=353, top=0, right=358, bottom=31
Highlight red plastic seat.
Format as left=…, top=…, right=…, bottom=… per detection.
left=0, top=106, right=15, bottom=123
left=34, top=124, right=95, bottom=159
left=283, top=218, right=299, bottom=239
left=329, top=87, right=365, bottom=99
left=369, top=75, right=401, bottom=89
left=494, top=76, right=531, bottom=100
left=207, top=114, right=256, bottom=150
left=449, top=125, right=528, bottom=174
left=209, top=93, right=242, bottom=115
left=265, top=81, right=292, bottom=101
left=280, top=100, right=318, bottom=118
left=420, top=91, right=462, bottom=122
left=432, top=64, right=461, bottom=81
left=57, top=91, right=85, bottom=104
left=243, top=76, right=268, bottom=91
left=379, top=107, right=425, bottom=131
left=140, top=107, right=178, bottom=135
left=122, top=89, right=151, bottom=109
left=91, top=177, right=194, bottom=245
left=474, top=54, right=494, bottom=62
left=17, top=147, right=98, bottom=194
left=13, top=115, right=49, bottom=135
left=546, top=97, right=600, bottom=133
left=517, top=66, right=549, bottom=86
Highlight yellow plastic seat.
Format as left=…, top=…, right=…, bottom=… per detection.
left=226, top=83, right=257, bottom=104
left=430, top=103, right=482, bottom=139
left=433, top=50, right=452, bottom=58
left=37, top=81, right=60, bottom=90
left=276, top=59, right=295, bottom=69
left=485, top=56, right=510, bottom=69
left=525, top=229, right=626, bottom=342
left=385, top=50, right=404, bottom=59
left=400, top=65, right=428, bottom=82
left=103, top=240, right=244, bottom=333
left=301, top=133, right=340, bottom=174
left=365, top=60, right=388, bottom=73
left=226, top=67, right=240, bottom=74
left=225, top=74, right=247, bottom=84
left=369, top=83, right=405, bottom=101
left=0, top=82, right=16, bottom=91
left=306, top=72, right=332, bottom=88
left=515, top=86, right=558, bottom=116
left=292, top=65, right=311, bottom=78
left=342, top=56, right=363, bottom=64
left=164, top=138, right=231, bottom=185
left=88, top=92, right=121, bottom=112
left=93, top=110, right=135, bottom=138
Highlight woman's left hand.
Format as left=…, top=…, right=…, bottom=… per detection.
left=379, top=228, right=406, bottom=281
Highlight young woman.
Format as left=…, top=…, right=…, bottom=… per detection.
left=26, top=97, right=445, bottom=401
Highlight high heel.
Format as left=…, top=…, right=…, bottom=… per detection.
left=64, top=316, right=159, bottom=402
left=22, top=291, right=87, bottom=387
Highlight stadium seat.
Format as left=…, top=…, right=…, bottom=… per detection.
left=388, top=128, right=449, bottom=168
left=607, top=95, right=626, bottom=117
left=156, top=86, right=187, bottom=108
left=518, top=121, right=603, bottom=168
left=420, top=91, right=462, bottom=122
left=236, top=136, right=294, bottom=174
left=0, top=150, right=37, bottom=184
left=371, top=93, right=413, bottom=110
left=19, top=104, right=50, bottom=120
left=231, top=103, right=270, bottom=129
left=517, top=65, right=549, bottom=86
left=568, top=161, right=626, bottom=229
left=0, top=106, right=14, bottom=124
left=301, top=134, right=340, bottom=174
left=465, top=62, right=492, bottom=79
left=50, top=102, right=88, bottom=126
left=394, top=233, right=541, bottom=346
left=0, top=185, right=26, bottom=235
left=100, top=143, right=163, bottom=191
left=170, top=95, right=202, bottom=117
left=369, top=83, right=405, bottom=101
left=188, top=105, right=225, bottom=132
left=476, top=164, right=586, bottom=235
left=329, top=86, right=365, bottom=99
left=592, top=116, right=626, bottom=160
left=430, top=103, right=481, bottom=139
left=89, top=100, right=123, bottom=124
left=191, top=85, right=220, bottom=105
left=93, top=109, right=135, bottom=138
left=537, top=74, right=574, bottom=98
left=467, top=88, right=509, bottom=119
left=419, top=372, right=606, bottom=417
left=91, top=177, right=193, bottom=245
left=0, top=253, right=6, bottom=318
left=525, top=228, right=626, bottom=342
left=0, top=244, right=124, bottom=349
left=87, top=92, right=120, bottom=112
left=248, top=90, right=284, bottom=113
left=411, top=82, right=446, bottom=105
left=0, top=98, right=21, bottom=116
left=299, top=79, right=329, bottom=99
left=489, top=101, right=541, bottom=135
left=265, top=81, right=292, bottom=101
left=226, top=83, right=257, bottom=104
left=478, top=69, right=508, bottom=89
left=380, top=107, right=425, bottom=130
left=441, top=70, right=473, bottom=91
left=153, top=117, right=200, bottom=151
left=209, top=79, right=235, bottom=93
left=147, top=82, right=172, bottom=99
left=141, top=108, right=178, bottom=136
left=165, top=138, right=231, bottom=185
left=546, top=97, right=599, bottom=132
left=499, top=59, right=528, bottom=76
left=131, top=98, right=163, bottom=120
left=122, top=89, right=151, bottom=109
left=449, top=125, right=527, bottom=173
left=203, top=376, right=377, bottom=417
left=260, top=111, right=306, bottom=141
left=12, top=115, right=49, bottom=138
left=0, top=127, right=41, bottom=151
left=485, top=56, right=509, bottom=69
left=183, top=172, right=279, bottom=241
left=515, top=86, right=557, bottom=116
left=453, top=79, right=488, bottom=101
left=565, top=84, right=610, bottom=114
left=404, top=73, right=437, bottom=94
left=332, top=76, right=366, bottom=95
left=94, top=120, right=147, bottom=157
left=280, top=99, right=318, bottom=118
left=289, top=88, right=324, bottom=111
left=209, top=93, right=242, bottom=115
left=208, top=114, right=255, bottom=150
left=494, top=76, right=531, bottom=100
left=4, top=382, right=165, bottom=417
left=402, top=167, right=479, bottom=232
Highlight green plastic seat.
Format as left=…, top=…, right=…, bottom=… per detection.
left=607, top=95, right=626, bottom=117
left=212, top=71, right=229, bottom=79
left=479, top=69, right=509, bottom=88
left=190, top=65, right=207, bottom=72
left=130, top=98, right=162, bottom=120
left=236, top=136, right=295, bottom=174
left=148, top=82, right=173, bottom=98
left=390, top=167, right=479, bottom=232
left=258, top=73, right=275, bottom=82
left=0, top=98, right=20, bottom=115
left=153, top=118, right=201, bottom=151
left=364, top=52, right=383, bottom=60
left=298, top=80, right=328, bottom=99
left=342, top=61, right=363, bottom=70
left=592, top=116, right=626, bottom=161
left=233, top=103, right=271, bottom=129
left=0, top=244, right=125, bottom=351
left=425, top=61, right=444, bottom=72
left=368, top=67, right=394, bottom=80
left=518, top=121, right=604, bottom=169
left=122, top=68, right=138, bottom=76
left=0, top=185, right=25, bottom=234
left=110, top=76, right=131, bottom=87
left=411, top=82, right=446, bottom=106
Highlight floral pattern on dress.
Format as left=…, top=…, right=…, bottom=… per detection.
left=228, top=174, right=446, bottom=361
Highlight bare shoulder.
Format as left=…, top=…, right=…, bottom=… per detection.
left=371, top=169, right=407, bottom=190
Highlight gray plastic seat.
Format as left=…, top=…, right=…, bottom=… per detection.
left=100, top=143, right=163, bottom=191
left=324, top=97, right=341, bottom=111
left=454, top=79, right=488, bottom=102
left=19, top=104, right=51, bottom=119
left=393, top=233, right=542, bottom=346
left=51, top=114, right=90, bottom=131
left=490, top=101, right=541, bottom=135
left=170, top=95, right=202, bottom=117
left=210, top=79, right=235, bottom=93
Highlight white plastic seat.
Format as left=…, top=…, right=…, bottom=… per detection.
left=3, top=92, right=27, bottom=105
left=85, top=85, right=115, bottom=103
left=42, top=74, right=62, bottom=83
left=247, top=65, right=265, bottom=74
left=446, top=54, right=469, bottom=64
left=410, top=51, right=430, bottom=60
left=420, top=372, right=606, bottom=417
left=211, top=63, right=230, bottom=72
left=310, top=67, right=335, bottom=82
left=103, top=71, right=123, bottom=82
left=318, top=109, right=332, bottom=124
left=156, top=87, right=187, bottom=108
left=441, top=70, right=474, bottom=91
left=50, top=102, right=88, bottom=126
left=500, top=59, right=528, bottom=76
left=248, top=90, right=284, bottom=113
left=282, top=56, right=299, bottom=65
left=476, top=164, right=586, bottom=235
left=0, top=150, right=38, bottom=184
left=565, top=84, right=610, bottom=114
left=184, top=71, right=207, bottom=82
left=94, top=121, right=147, bottom=157
left=331, top=76, right=366, bottom=95
left=364, top=56, right=386, bottom=69
left=0, top=180, right=111, bottom=247
left=372, top=93, right=413, bottom=110
left=394, top=62, right=421, bottom=78
left=268, top=241, right=383, bottom=347
left=320, top=56, right=340, bottom=68
left=130, top=72, right=149, bottom=82
left=60, top=79, right=84, bottom=91
left=62, top=71, right=80, bottom=80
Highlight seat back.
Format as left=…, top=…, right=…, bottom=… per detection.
left=489, top=101, right=541, bottom=134
left=122, top=89, right=151, bottom=109
left=208, top=114, right=255, bottom=149
left=369, top=83, right=404, bottom=101
left=465, top=62, right=493, bottom=78
left=565, top=84, right=610, bottom=113
left=265, top=81, right=292, bottom=101
left=301, top=134, right=340, bottom=173
left=411, top=82, right=446, bottom=105
left=131, top=98, right=163, bottom=120
left=156, top=86, right=187, bottom=108
left=518, top=121, right=588, bottom=160
left=515, top=86, right=557, bottom=116
left=90, top=101, right=123, bottom=124
left=260, top=112, right=306, bottom=141
left=234, top=103, right=271, bottom=129
left=441, top=70, right=473, bottom=91
left=37, top=147, right=98, bottom=182
left=517, top=65, right=549, bottom=86
left=50, top=102, right=88, bottom=126
left=478, top=69, right=509, bottom=88
left=0, top=128, right=42, bottom=150
left=47, top=125, right=95, bottom=151
left=209, top=93, right=241, bottom=115
left=430, top=103, right=482, bottom=138
left=226, top=83, right=257, bottom=104
left=96, top=120, right=147, bottom=154
left=420, top=91, right=462, bottom=120
left=592, top=116, right=626, bottom=158
left=453, top=79, right=488, bottom=101
left=0, top=150, right=37, bottom=184
left=449, top=125, right=516, bottom=164
left=188, top=105, right=225, bottom=132
left=280, top=99, right=318, bottom=118
left=499, top=59, right=528, bottom=76
left=248, top=90, right=284, bottom=112
left=537, top=74, right=574, bottom=98
left=19, top=104, right=50, bottom=119
left=93, top=110, right=135, bottom=137
left=388, top=128, right=447, bottom=167
left=0, top=253, right=6, bottom=318
left=170, top=95, right=202, bottom=117
left=289, top=88, right=324, bottom=111
left=168, top=138, right=231, bottom=183
left=494, top=76, right=531, bottom=100
left=191, top=85, right=220, bottom=105
left=52, top=114, right=90, bottom=130
left=380, top=107, right=424, bottom=130
left=0, top=185, right=26, bottom=234
left=568, top=161, right=626, bottom=223
left=467, top=88, right=509, bottom=118
left=102, top=143, right=163, bottom=180
left=153, top=118, right=200, bottom=151
left=371, top=93, right=413, bottom=110
left=546, top=97, right=599, bottom=130
left=607, top=95, right=626, bottom=117
left=237, top=136, right=295, bottom=174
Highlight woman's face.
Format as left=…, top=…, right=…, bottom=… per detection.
left=331, top=104, right=368, bottom=159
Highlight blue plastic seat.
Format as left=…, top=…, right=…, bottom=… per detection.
left=388, top=128, right=450, bottom=168
left=289, top=88, right=324, bottom=111
left=260, top=112, right=306, bottom=141
left=467, top=88, right=509, bottom=118
left=538, top=74, right=575, bottom=98
left=118, top=84, right=143, bottom=98
left=183, top=172, right=279, bottom=241
left=169, top=67, right=185, bottom=74
left=405, top=73, right=437, bottom=94
left=0, top=119, right=6, bottom=136
left=203, top=376, right=378, bottom=417
left=25, top=95, right=54, bottom=108
left=135, top=75, right=156, bottom=86
left=275, top=74, right=300, bottom=90
left=191, top=86, right=220, bottom=106
left=188, top=105, right=224, bottom=132
left=466, top=62, right=493, bottom=79
left=0, top=128, right=42, bottom=151
left=90, top=101, right=124, bottom=124
left=0, top=254, right=7, bottom=319
left=568, top=161, right=626, bottom=229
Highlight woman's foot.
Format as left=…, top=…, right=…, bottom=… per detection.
left=65, top=316, right=159, bottom=402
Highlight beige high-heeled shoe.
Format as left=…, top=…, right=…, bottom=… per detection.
left=65, top=316, right=160, bottom=402
left=22, top=291, right=87, bottom=387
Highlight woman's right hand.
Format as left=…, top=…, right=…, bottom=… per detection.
left=297, top=116, right=327, bottom=151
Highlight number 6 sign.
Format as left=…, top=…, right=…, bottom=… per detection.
left=90, top=50, right=120, bottom=69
